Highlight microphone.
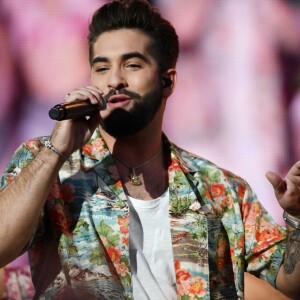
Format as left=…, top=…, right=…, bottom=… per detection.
left=49, top=100, right=105, bottom=121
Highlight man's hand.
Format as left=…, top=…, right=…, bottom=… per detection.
left=266, top=160, right=300, bottom=217
left=50, top=86, right=104, bottom=158
left=267, top=161, right=300, bottom=298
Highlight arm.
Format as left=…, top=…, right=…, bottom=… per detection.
left=266, top=161, right=300, bottom=298
left=276, top=227, right=300, bottom=298
left=245, top=272, right=291, bottom=300
left=0, top=147, right=63, bottom=266
left=0, top=86, right=103, bottom=267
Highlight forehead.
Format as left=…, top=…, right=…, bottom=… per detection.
left=92, top=29, right=155, bottom=61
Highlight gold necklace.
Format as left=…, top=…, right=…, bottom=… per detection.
left=113, top=146, right=162, bottom=186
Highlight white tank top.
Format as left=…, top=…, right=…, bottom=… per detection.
left=127, top=189, right=177, bottom=300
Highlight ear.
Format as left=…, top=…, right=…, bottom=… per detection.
left=162, top=69, right=177, bottom=98
left=162, top=77, right=172, bottom=88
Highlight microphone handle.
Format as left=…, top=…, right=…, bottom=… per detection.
left=49, top=100, right=100, bottom=120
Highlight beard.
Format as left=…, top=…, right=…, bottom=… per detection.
left=100, top=82, right=163, bottom=138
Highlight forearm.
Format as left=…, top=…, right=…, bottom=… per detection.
left=0, top=90, right=100, bottom=266
left=245, top=272, right=291, bottom=300
left=276, top=226, right=300, bottom=299
left=0, top=147, right=63, bottom=267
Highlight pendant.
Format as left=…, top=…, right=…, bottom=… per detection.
left=129, top=168, right=142, bottom=186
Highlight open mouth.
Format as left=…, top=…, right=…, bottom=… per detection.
left=107, top=94, right=132, bottom=107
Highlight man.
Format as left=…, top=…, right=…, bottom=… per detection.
left=0, top=0, right=300, bottom=299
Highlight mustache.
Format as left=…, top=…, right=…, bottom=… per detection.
left=103, top=88, right=141, bottom=102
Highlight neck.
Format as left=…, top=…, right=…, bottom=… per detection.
left=98, top=116, right=169, bottom=199
left=101, top=128, right=162, bottom=159
left=99, top=109, right=164, bottom=165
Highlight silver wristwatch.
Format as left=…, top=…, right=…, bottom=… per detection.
left=283, top=211, right=300, bottom=230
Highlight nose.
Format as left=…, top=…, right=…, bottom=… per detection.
left=107, top=68, right=127, bottom=91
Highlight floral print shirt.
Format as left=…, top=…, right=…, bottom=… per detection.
left=0, top=129, right=286, bottom=299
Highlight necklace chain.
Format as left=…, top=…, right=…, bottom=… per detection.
left=113, top=145, right=162, bottom=186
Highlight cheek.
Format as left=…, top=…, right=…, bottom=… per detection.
left=130, top=74, right=160, bottom=94
left=90, top=71, right=160, bottom=95
left=90, top=74, right=111, bottom=97
left=90, top=73, right=102, bottom=87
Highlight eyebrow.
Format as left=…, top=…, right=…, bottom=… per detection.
left=91, top=51, right=150, bottom=66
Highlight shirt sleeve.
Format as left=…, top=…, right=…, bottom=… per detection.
left=241, top=182, right=286, bottom=287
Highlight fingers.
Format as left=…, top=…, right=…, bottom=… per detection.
left=266, top=161, right=300, bottom=192
left=266, top=165, right=300, bottom=213
left=64, top=86, right=104, bottom=106
left=266, top=171, right=287, bottom=196
left=48, top=86, right=104, bottom=154
left=286, top=160, right=300, bottom=184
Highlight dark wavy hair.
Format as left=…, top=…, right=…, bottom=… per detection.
left=87, top=0, right=179, bottom=72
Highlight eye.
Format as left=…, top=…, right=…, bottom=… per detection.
left=126, top=63, right=141, bottom=70
left=95, top=66, right=109, bottom=74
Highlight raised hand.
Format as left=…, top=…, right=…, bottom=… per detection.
left=266, top=161, right=300, bottom=217
left=50, top=86, right=105, bottom=158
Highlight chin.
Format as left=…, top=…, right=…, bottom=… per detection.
left=100, top=109, right=146, bottom=138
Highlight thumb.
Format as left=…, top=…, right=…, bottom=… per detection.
left=265, top=171, right=287, bottom=197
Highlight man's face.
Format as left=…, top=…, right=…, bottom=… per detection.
left=90, top=29, right=163, bottom=137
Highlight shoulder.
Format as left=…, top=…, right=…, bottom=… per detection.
left=170, top=142, right=253, bottom=197
left=2, top=136, right=48, bottom=174
left=172, top=142, right=248, bottom=183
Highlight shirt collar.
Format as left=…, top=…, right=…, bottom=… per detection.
left=80, top=128, right=199, bottom=174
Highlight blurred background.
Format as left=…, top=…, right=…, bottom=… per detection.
left=1, top=0, right=300, bottom=287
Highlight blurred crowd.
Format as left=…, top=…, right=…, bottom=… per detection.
left=0, top=0, right=300, bottom=298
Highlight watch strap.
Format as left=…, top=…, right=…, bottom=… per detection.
left=283, top=211, right=300, bottom=230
